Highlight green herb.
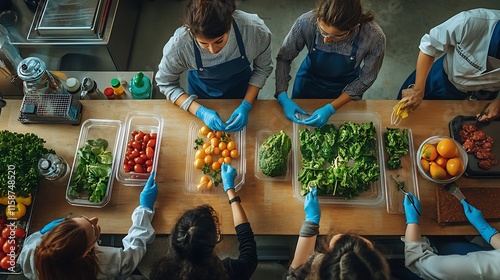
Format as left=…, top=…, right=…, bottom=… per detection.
left=0, top=131, right=54, bottom=198
left=391, top=175, right=406, bottom=192
left=202, top=164, right=222, bottom=186
left=298, top=122, right=380, bottom=200
left=194, top=137, right=204, bottom=150
left=258, top=130, right=291, bottom=177
left=69, top=138, right=113, bottom=203
left=384, top=128, right=409, bottom=170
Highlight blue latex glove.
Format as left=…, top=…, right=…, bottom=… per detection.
left=461, top=200, right=499, bottom=243
left=404, top=192, right=421, bottom=224
left=221, top=163, right=236, bottom=192
left=304, top=188, right=321, bottom=224
left=277, top=92, right=308, bottom=122
left=195, top=106, right=226, bottom=131
left=301, top=104, right=336, bottom=127
left=140, top=171, right=158, bottom=210
left=225, top=100, right=252, bottom=131
left=40, top=218, right=66, bottom=234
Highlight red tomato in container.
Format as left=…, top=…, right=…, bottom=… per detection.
left=0, top=255, right=12, bottom=270
left=3, top=240, right=17, bottom=254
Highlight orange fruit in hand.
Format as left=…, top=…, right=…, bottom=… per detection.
left=421, top=144, right=438, bottom=161
left=446, top=157, right=464, bottom=177
left=435, top=155, right=448, bottom=169
left=437, top=138, right=458, bottom=159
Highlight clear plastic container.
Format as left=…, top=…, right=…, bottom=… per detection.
left=254, top=130, right=292, bottom=181
left=383, top=127, right=420, bottom=214
left=66, top=119, right=122, bottom=208
left=185, top=122, right=246, bottom=194
left=116, top=111, right=164, bottom=186
left=292, top=111, right=386, bottom=207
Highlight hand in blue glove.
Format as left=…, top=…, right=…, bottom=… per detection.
left=461, top=200, right=499, bottom=243
left=221, top=163, right=236, bottom=192
left=140, top=171, right=158, bottom=210
left=40, top=217, right=66, bottom=234
left=404, top=192, right=421, bottom=224
left=304, top=188, right=321, bottom=225
left=277, top=92, right=308, bottom=123
left=225, top=100, right=252, bottom=131
left=301, top=104, right=336, bottom=127
left=195, top=106, right=226, bottom=131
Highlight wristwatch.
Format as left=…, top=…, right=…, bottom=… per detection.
left=229, top=196, right=241, bottom=204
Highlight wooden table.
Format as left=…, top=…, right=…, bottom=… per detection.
left=1, top=99, right=498, bottom=236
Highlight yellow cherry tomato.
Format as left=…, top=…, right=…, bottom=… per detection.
left=6, top=202, right=27, bottom=219
left=227, top=141, right=236, bottom=151
left=230, top=149, right=239, bottom=159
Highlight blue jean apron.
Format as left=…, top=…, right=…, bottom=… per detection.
left=398, top=20, right=500, bottom=100
left=187, top=21, right=252, bottom=99
left=292, top=30, right=361, bottom=99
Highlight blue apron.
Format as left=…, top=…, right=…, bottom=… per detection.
left=398, top=20, right=500, bottom=100
left=292, top=29, right=361, bottom=99
left=187, top=21, right=252, bottom=99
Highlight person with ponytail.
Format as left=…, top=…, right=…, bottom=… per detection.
left=150, top=164, right=257, bottom=280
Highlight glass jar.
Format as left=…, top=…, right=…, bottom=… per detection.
left=38, top=153, right=69, bottom=181
left=17, top=57, right=64, bottom=95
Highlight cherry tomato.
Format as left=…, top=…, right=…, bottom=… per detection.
left=230, top=149, right=239, bottom=158
left=227, top=141, right=236, bottom=151
left=204, top=155, right=213, bottom=164
left=14, top=228, right=25, bottom=239
left=1, top=228, right=8, bottom=239
left=143, top=134, right=150, bottom=143
left=0, top=237, right=6, bottom=247
left=134, top=131, right=145, bottom=142
left=210, top=137, right=219, bottom=147
left=207, top=132, right=215, bottom=140
left=199, top=125, right=211, bottom=136
left=131, top=130, right=138, bottom=137
left=3, top=239, right=17, bottom=254
left=145, top=160, right=153, bottom=167
left=146, top=147, right=154, bottom=159
left=146, top=166, right=153, bottom=173
left=132, top=141, right=141, bottom=150
left=0, top=255, right=12, bottom=270
left=218, top=142, right=227, bottom=151
left=195, top=150, right=206, bottom=159
left=129, top=150, right=139, bottom=159
left=150, top=133, right=157, bottom=139
left=123, top=164, right=131, bottom=173
left=134, top=164, right=144, bottom=173
left=221, top=149, right=230, bottom=158
left=194, top=159, right=204, bottom=169
left=134, top=157, right=144, bottom=165
left=224, top=157, right=232, bottom=164
left=147, top=139, right=156, bottom=148
left=0, top=251, right=5, bottom=260
left=127, top=160, right=135, bottom=166
left=211, top=161, right=221, bottom=170
left=215, top=131, right=223, bottom=139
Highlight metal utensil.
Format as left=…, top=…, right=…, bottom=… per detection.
left=442, top=182, right=466, bottom=201
left=477, top=102, right=491, bottom=120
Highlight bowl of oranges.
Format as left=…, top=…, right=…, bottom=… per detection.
left=416, top=136, right=468, bottom=184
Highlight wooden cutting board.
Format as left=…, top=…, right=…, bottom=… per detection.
left=436, top=186, right=500, bottom=224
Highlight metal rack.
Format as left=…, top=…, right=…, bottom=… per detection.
left=18, top=94, right=83, bottom=124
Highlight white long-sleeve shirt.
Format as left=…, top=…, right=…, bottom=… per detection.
left=18, top=206, right=155, bottom=280
left=155, top=10, right=273, bottom=103
left=404, top=237, right=500, bottom=280
left=419, top=8, right=500, bottom=92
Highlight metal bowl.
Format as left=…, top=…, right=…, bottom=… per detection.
left=416, top=136, right=468, bottom=184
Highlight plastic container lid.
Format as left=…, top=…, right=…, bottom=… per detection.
left=292, top=111, right=385, bottom=207
left=116, top=111, right=164, bottom=186
left=104, top=87, right=115, bottom=99
left=111, top=78, right=121, bottom=88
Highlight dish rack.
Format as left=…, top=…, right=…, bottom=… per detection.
left=18, top=94, right=83, bottom=124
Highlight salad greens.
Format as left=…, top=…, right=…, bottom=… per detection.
left=259, top=130, right=292, bottom=177
left=384, top=128, right=409, bottom=170
left=69, top=138, right=113, bottom=203
left=298, top=122, right=380, bottom=199
left=0, top=130, right=54, bottom=197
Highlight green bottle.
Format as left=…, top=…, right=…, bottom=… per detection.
left=129, top=72, right=151, bottom=99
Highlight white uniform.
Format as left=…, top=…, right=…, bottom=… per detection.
left=404, top=237, right=500, bottom=280
left=419, top=8, right=500, bottom=92
left=18, top=206, right=155, bottom=280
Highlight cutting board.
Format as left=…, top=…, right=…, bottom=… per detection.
left=436, top=186, right=500, bottom=224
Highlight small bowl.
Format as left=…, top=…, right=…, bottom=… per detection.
left=416, top=136, right=468, bottom=184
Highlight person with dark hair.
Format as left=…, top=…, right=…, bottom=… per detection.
left=150, top=163, right=257, bottom=280
left=17, top=172, right=158, bottom=280
left=156, top=0, right=272, bottom=132
left=286, top=188, right=391, bottom=280
left=397, top=9, right=500, bottom=120
left=402, top=192, right=500, bottom=279
left=275, top=0, right=386, bottom=127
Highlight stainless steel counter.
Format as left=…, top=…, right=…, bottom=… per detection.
left=2, top=0, right=140, bottom=71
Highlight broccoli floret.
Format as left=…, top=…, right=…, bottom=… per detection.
left=258, top=131, right=291, bottom=177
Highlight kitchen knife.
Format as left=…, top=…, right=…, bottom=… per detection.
left=442, top=182, right=466, bottom=201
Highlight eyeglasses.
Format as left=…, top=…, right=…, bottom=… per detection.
left=317, top=21, right=352, bottom=40
left=66, top=213, right=100, bottom=249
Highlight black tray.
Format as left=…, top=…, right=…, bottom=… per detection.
left=449, top=115, right=500, bottom=178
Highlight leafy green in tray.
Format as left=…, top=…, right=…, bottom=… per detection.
left=0, top=131, right=54, bottom=198
left=384, top=128, right=409, bottom=170
left=298, top=122, right=380, bottom=199
left=69, top=138, right=113, bottom=203
left=259, top=130, right=291, bottom=177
